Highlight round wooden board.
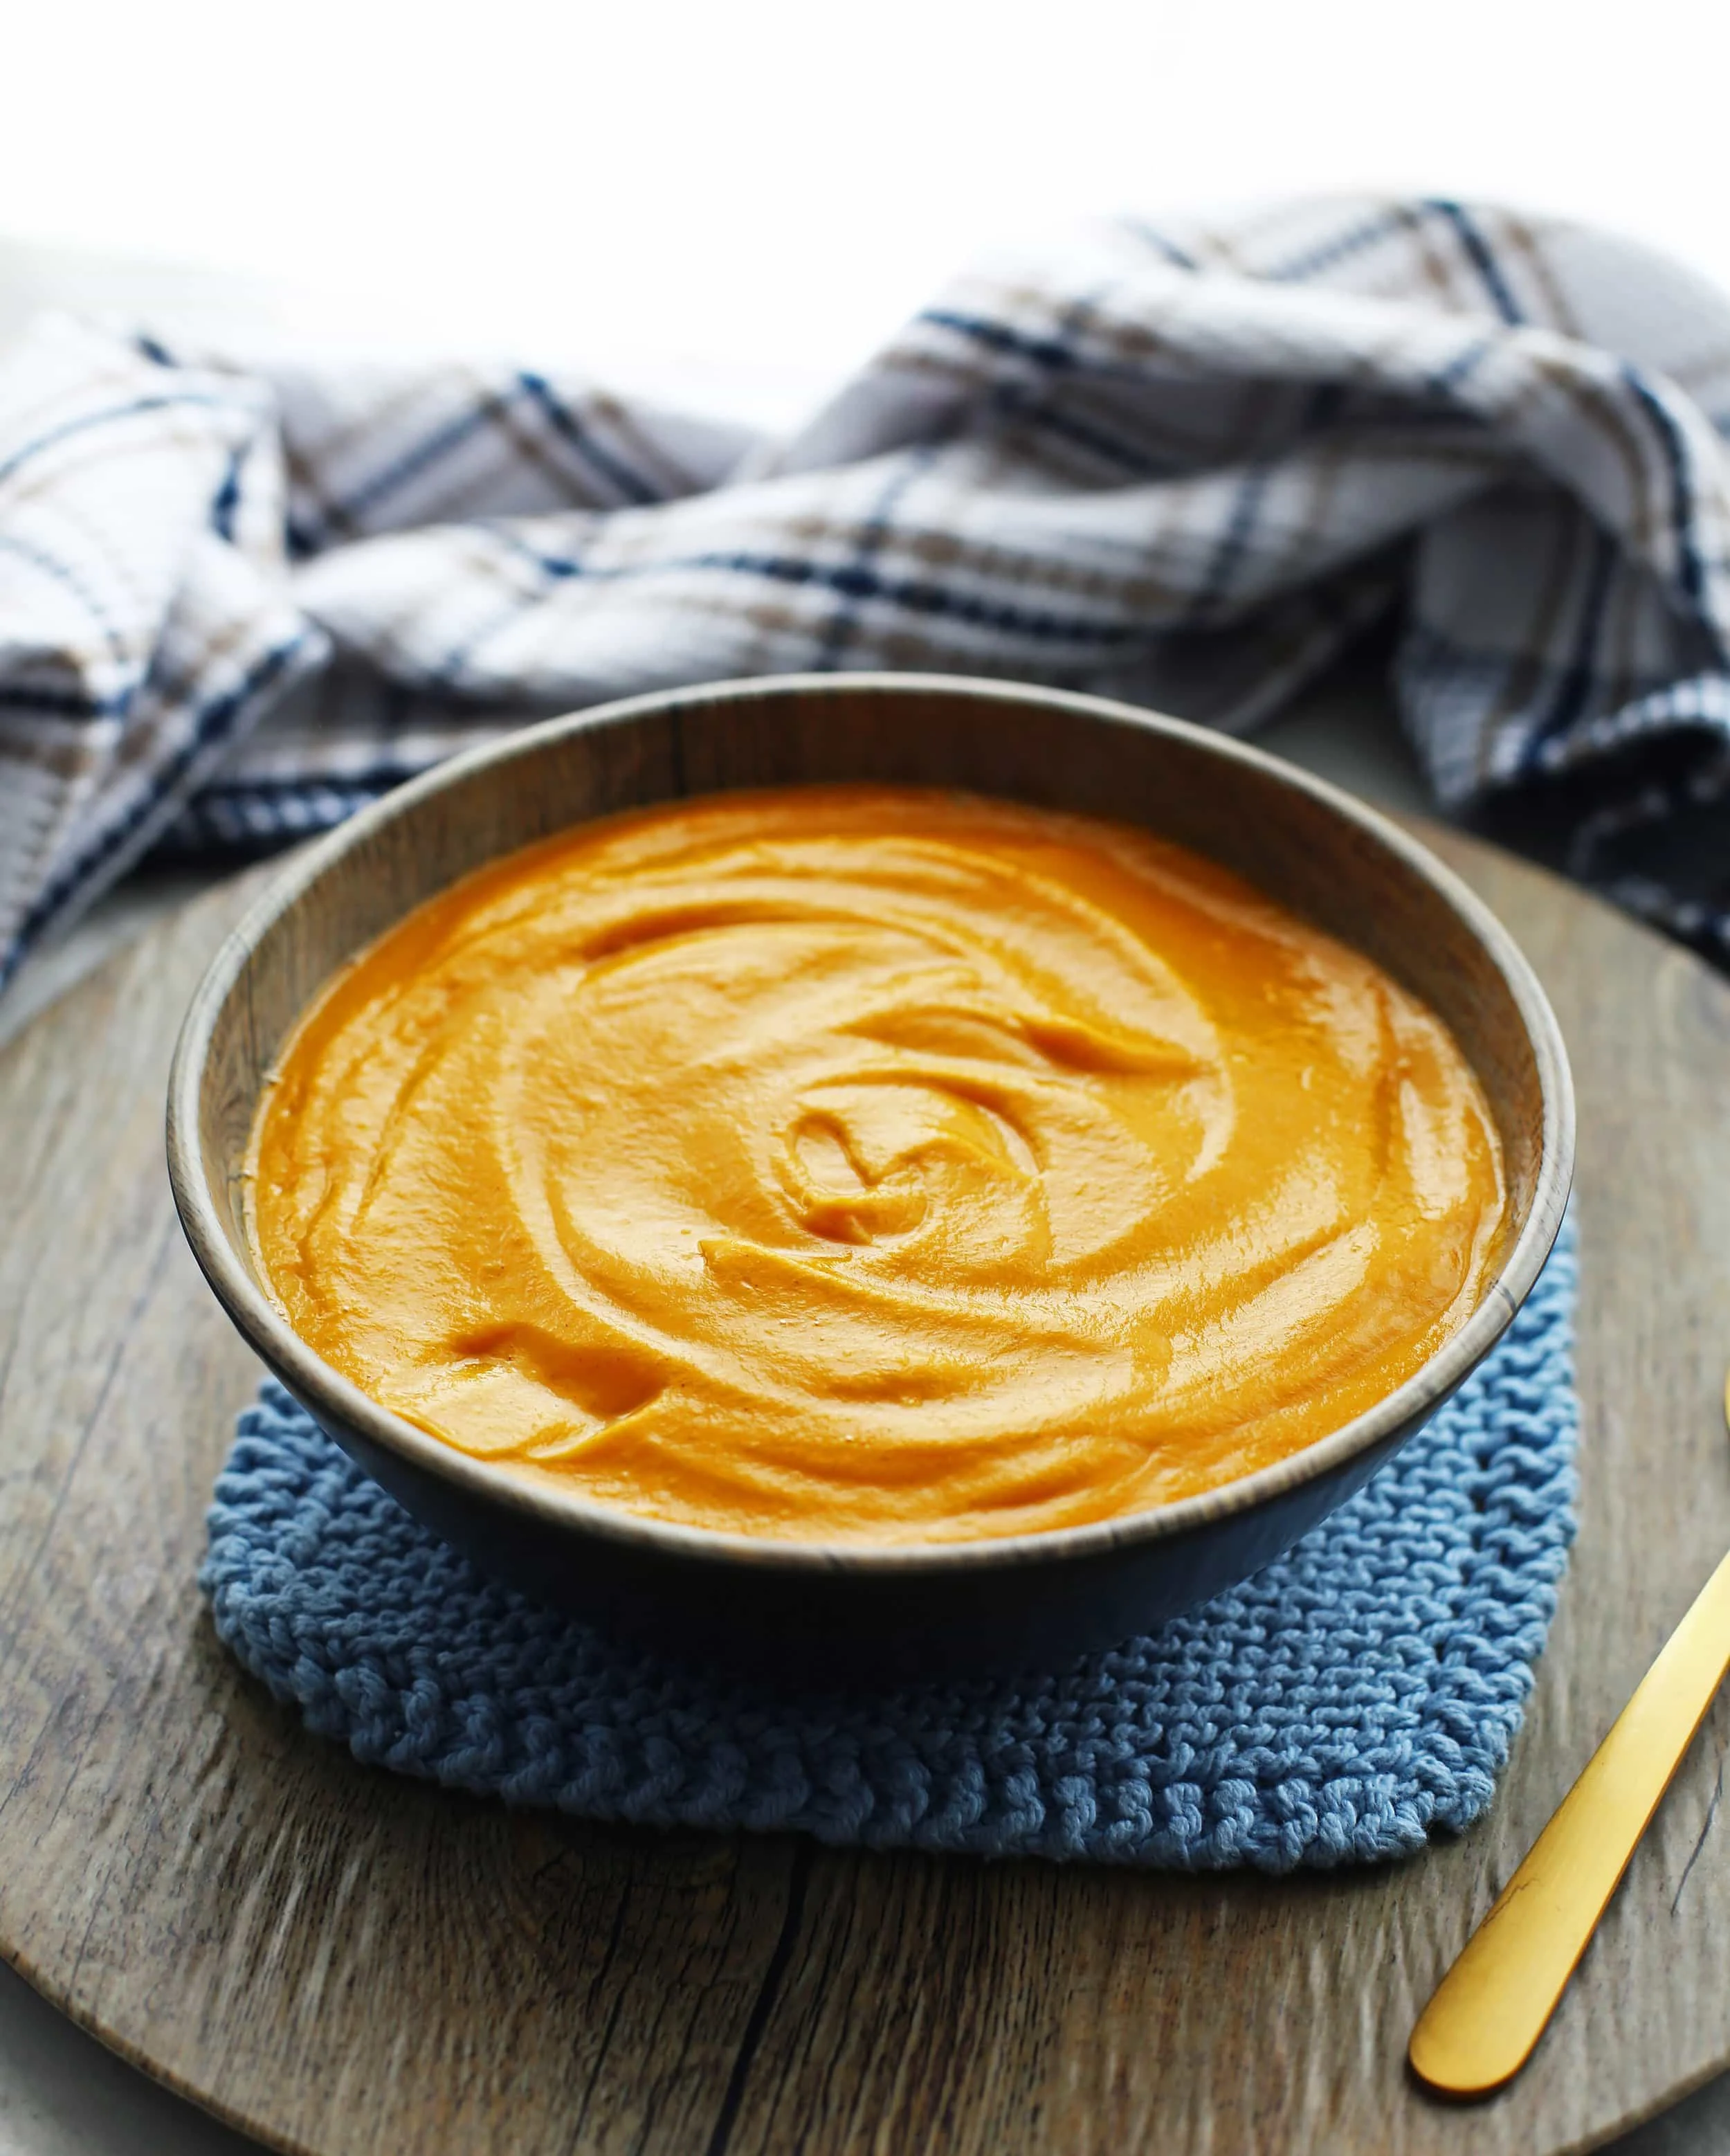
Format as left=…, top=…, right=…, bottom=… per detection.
left=1, top=826, right=1728, bottom=2156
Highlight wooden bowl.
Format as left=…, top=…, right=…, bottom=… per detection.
left=167, top=675, right=1574, bottom=1678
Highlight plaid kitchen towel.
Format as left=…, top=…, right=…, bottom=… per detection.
left=5, top=197, right=1730, bottom=982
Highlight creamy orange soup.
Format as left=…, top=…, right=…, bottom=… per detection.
left=249, top=786, right=1506, bottom=1544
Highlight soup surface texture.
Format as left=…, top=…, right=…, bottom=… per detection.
left=251, top=786, right=1506, bottom=1543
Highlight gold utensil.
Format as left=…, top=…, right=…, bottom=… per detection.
left=1409, top=1369, right=1730, bottom=2098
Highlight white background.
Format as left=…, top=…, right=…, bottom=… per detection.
left=5, top=0, right=1729, bottom=424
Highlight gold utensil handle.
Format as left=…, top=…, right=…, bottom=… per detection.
left=1410, top=1546, right=1730, bottom=2098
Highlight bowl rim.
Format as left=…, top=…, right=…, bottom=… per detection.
left=166, top=671, right=1576, bottom=1578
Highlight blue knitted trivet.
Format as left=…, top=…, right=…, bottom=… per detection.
left=202, top=1228, right=1578, bottom=1872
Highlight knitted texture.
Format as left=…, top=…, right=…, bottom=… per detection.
left=202, top=1229, right=1577, bottom=1873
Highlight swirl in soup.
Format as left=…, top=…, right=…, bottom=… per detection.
left=250, top=786, right=1506, bottom=1544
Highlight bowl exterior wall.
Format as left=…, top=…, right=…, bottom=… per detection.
left=286, top=1381, right=1435, bottom=1680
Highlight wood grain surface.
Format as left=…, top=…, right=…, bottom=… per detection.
left=0, top=827, right=1727, bottom=2156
